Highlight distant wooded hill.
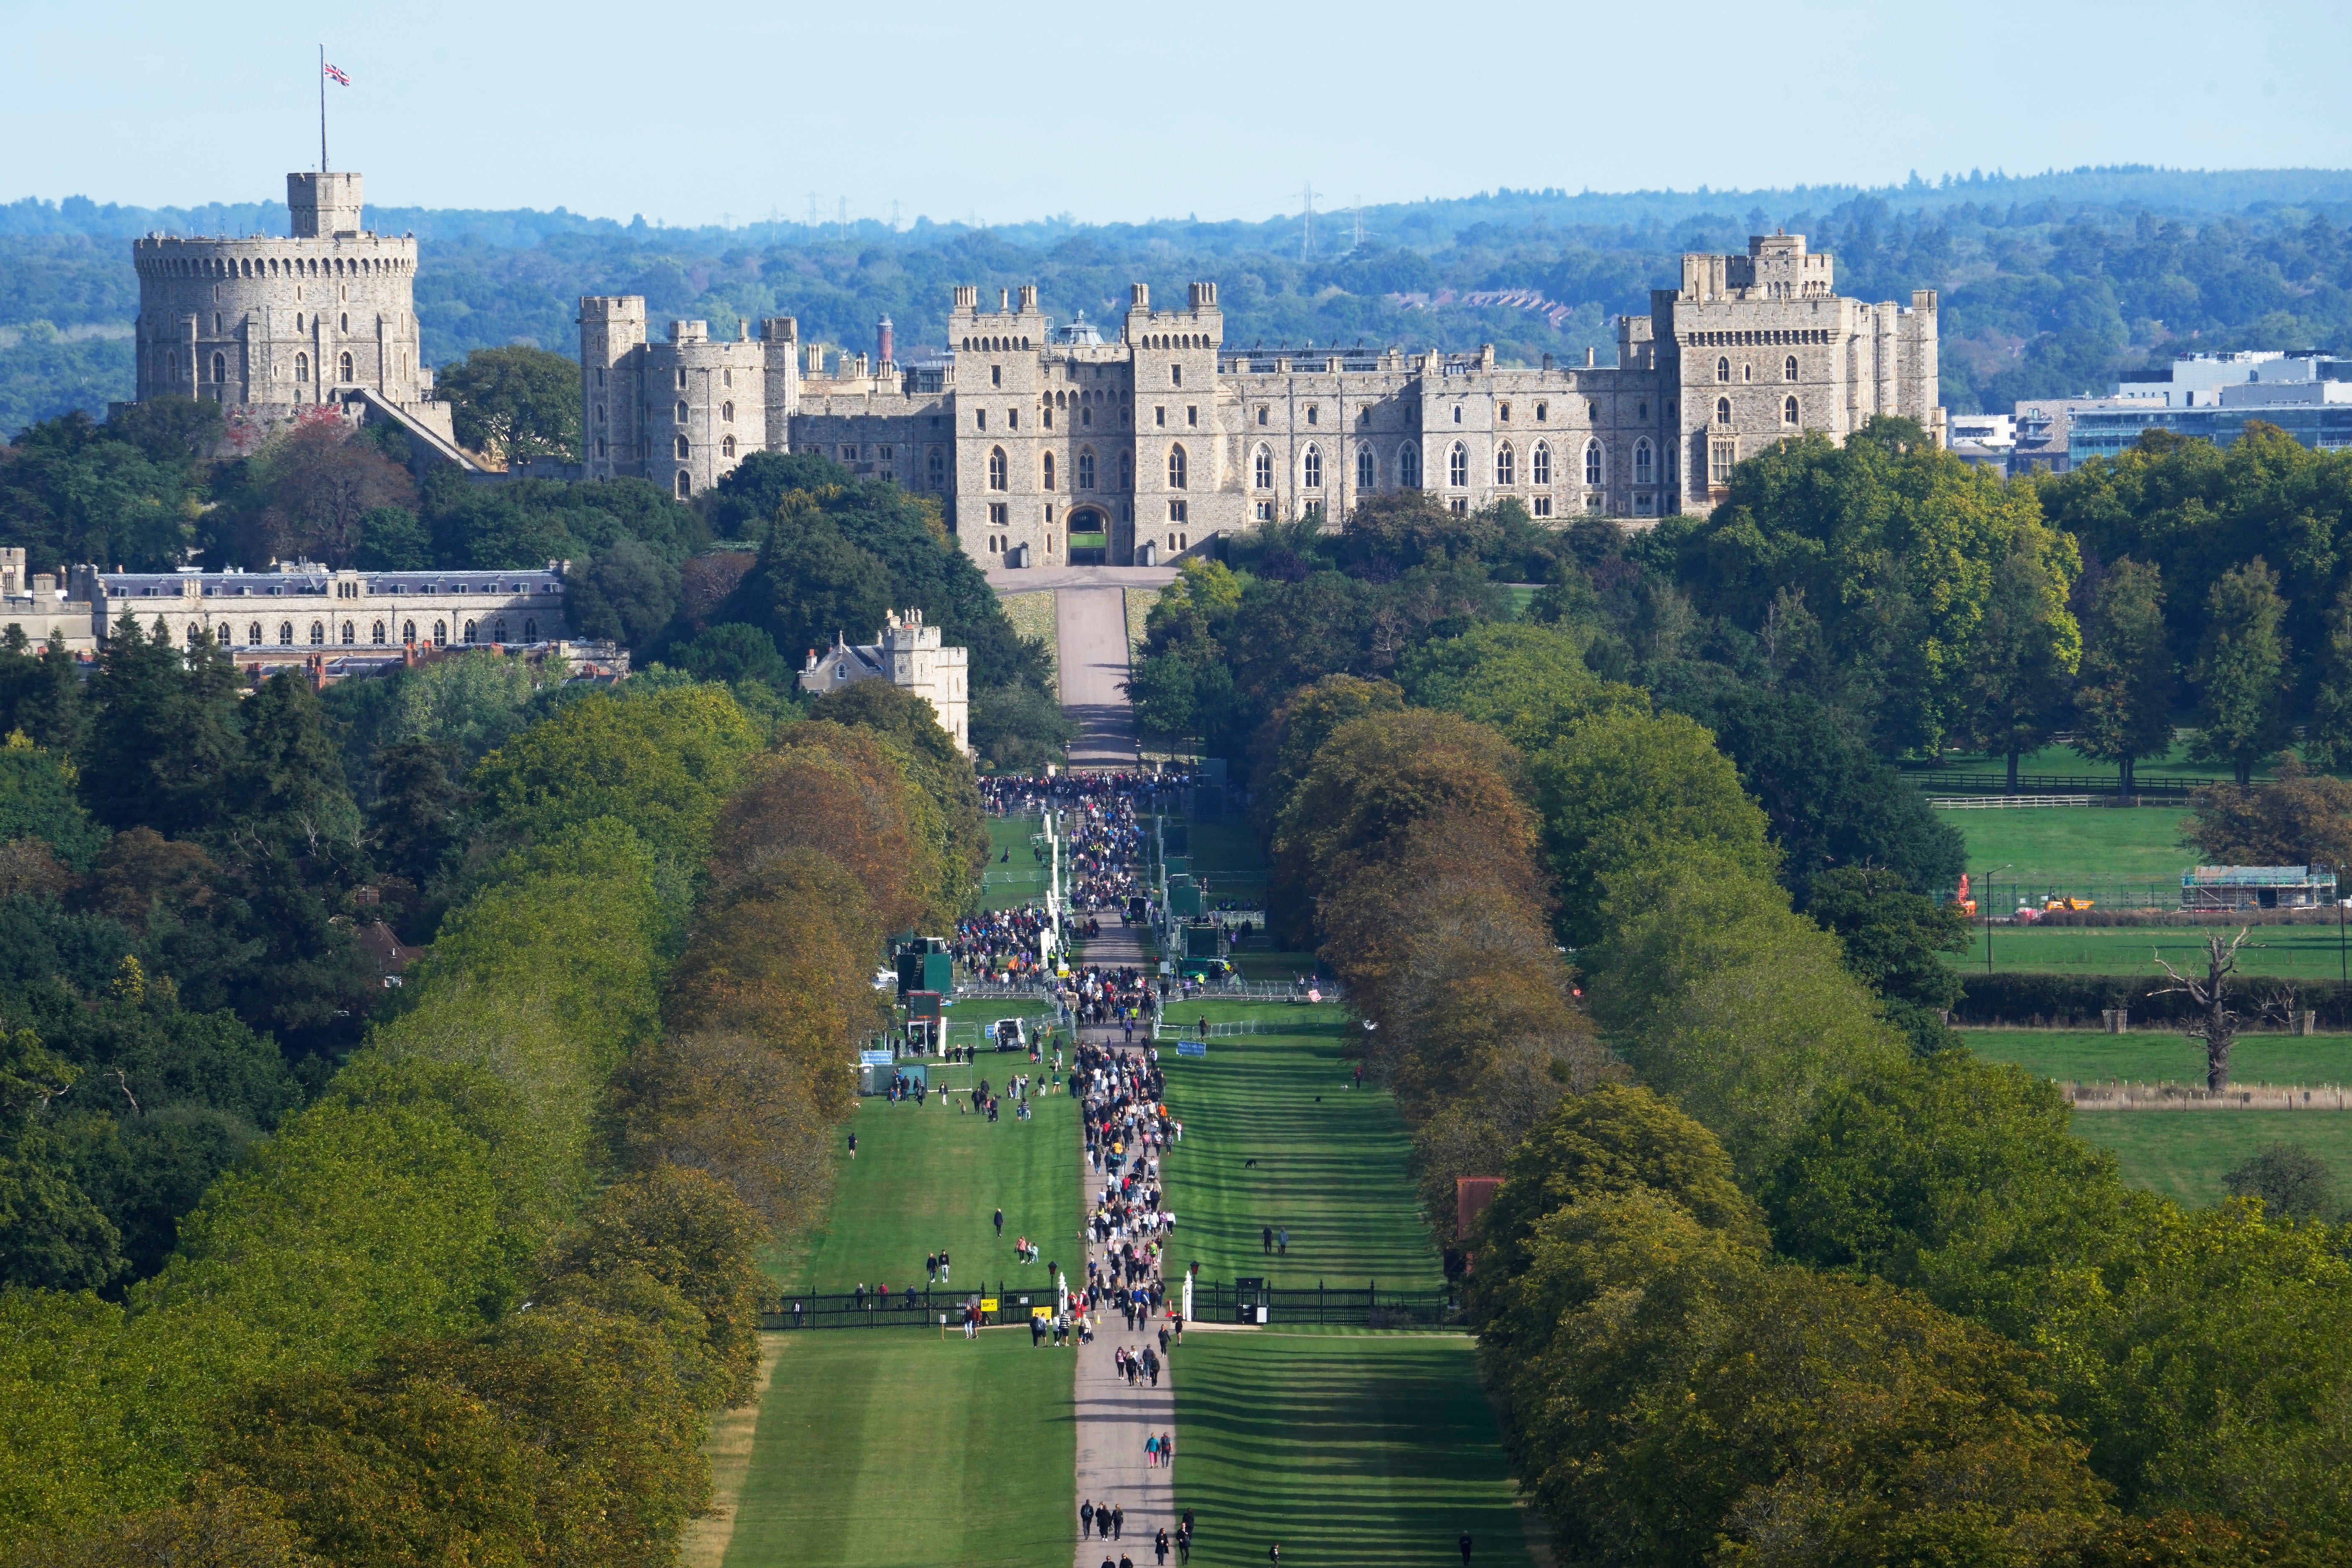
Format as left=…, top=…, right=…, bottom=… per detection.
left=8, top=165, right=2352, bottom=437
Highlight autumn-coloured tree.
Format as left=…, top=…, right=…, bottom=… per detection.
left=712, top=726, right=924, bottom=937
left=609, top=1030, right=837, bottom=1237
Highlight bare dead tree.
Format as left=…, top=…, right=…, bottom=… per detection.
left=2152, top=928, right=2257, bottom=1091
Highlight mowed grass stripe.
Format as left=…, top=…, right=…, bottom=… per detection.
left=1161, top=1001, right=1445, bottom=1293
left=722, top=1331, right=1073, bottom=1568
left=1966, top=1029, right=2352, bottom=1087
left=763, top=1081, right=1083, bottom=1295
left=2066, top=1111, right=2352, bottom=1208
left=1173, top=1331, right=1534, bottom=1568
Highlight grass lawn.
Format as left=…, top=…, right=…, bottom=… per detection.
left=1955, top=922, right=2352, bottom=977
left=1161, top=1002, right=1446, bottom=1291
left=1174, top=1329, right=1534, bottom=1568
left=762, top=1081, right=1082, bottom=1295
left=2066, top=1112, right=2352, bottom=1208
left=1937, top=803, right=2192, bottom=894
left=1966, top=1029, right=2352, bottom=1086
left=721, top=1330, right=1073, bottom=1568
left=983, top=817, right=1055, bottom=911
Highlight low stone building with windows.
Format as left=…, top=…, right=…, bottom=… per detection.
left=795, top=608, right=970, bottom=753
left=88, top=562, right=569, bottom=662
left=582, top=232, right=1942, bottom=566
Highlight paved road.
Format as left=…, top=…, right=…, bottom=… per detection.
left=1057, top=586, right=1140, bottom=766
left=1070, top=921, right=1180, bottom=1566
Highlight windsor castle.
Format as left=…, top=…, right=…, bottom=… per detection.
left=131, top=169, right=1945, bottom=573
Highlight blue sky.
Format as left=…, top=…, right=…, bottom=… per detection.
left=7, top=0, right=2348, bottom=227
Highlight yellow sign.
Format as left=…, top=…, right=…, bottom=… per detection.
left=1032, top=1305, right=1052, bottom=1318
left=981, top=1298, right=999, bottom=1313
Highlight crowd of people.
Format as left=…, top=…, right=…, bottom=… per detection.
left=950, top=902, right=1055, bottom=985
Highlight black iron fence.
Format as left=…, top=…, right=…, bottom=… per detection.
left=1904, top=771, right=2205, bottom=801
left=757, top=1280, right=1464, bottom=1331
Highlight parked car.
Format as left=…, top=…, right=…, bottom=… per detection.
left=990, top=1018, right=1028, bottom=1053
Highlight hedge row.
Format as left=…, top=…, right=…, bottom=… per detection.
left=1954, top=972, right=2352, bottom=1028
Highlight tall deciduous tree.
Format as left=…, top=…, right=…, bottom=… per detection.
left=1967, top=547, right=2080, bottom=793
left=2073, top=556, right=2175, bottom=795
left=436, top=345, right=583, bottom=465
left=2190, top=557, right=2292, bottom=787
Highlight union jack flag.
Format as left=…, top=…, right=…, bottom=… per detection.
left=323, top=62, right=350, bottom=85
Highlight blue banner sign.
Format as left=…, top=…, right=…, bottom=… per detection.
left=1176, top=1039, right=1207, bottom=1057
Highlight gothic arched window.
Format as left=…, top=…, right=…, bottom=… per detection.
left=1447, top=442, right=1468, bottom=487
left=1785, top=395, right=1800, bottom=426
left=1584, top=440, right=1604, bottom=486
left=1167, top=445, right=1187, bottom=490
left=341, top=622, right=355, bottom=645
left=988, top=447, right=1008, bottom=491
left=1634, top=438, right=1654, bottom=485
left=1532, top=442, right=1551, bottom=486
left=308, top=621, right=326, bottom=646
left=246, top=622, right=261, bottom=645
left=1400, top=444, right=1421, bottom=487
left=1716, top=397, right=1733, bottom=425
left=1494, top=443, right=1514, bottom=486
left=721, top=435, right=736, bottom=458
left=1715, top=356, right=1730, bottom=383
left=1253, top=446, right=1272, bottom=490
left=1042, top=452, right=1056, bottom=491
left=1078, top=449, right=1096, bottom=490
left=211, top=352, right=227, bottom=384
left=1784, top=355, right=1799, bottom=382
left=294, top=352, right=309, bottom=384
left=1356, top=444, right=1375, bottom=489
left=277, top=622, right=294, bottom=646
left=675, top=435, right=690, bottom=459
left=1302, top=445, right=1322, bottom=489
left=675, top=471, right=691, bottom=499
left=338, top=352, right=353, bottom=382
left=371, top=620, right=385, bottom=644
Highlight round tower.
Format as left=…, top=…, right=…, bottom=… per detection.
left=132, top=170, right=426, bottom=417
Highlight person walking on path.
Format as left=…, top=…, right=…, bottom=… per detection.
left=1145, top=1433, right=1159, bottom=1467
left=1261, top=1225, right=1273, bottom=1255
left=1459, top=1529, right=1474, bottom=1564
left=1267, top=1545, right=1280, bottom=1565
left=1155, top=1527, right=1170, bottom=1565
left=1082, top=1500, right=1095, bottom=1539
left=1161, top=1431, right=1173, bottom=1472
left=1112, top=1504, right=1125, bottom=1540
left=847, top=1129, right=857, bottom=1161
left=1277, top=1226, right=1287, bottom=1255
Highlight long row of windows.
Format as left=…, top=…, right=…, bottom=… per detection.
left=973, top=436, right=1683, bottom=495
left=175, top=616, right=536, bottom=648
left=1712, top=396, right=1805, bottom=427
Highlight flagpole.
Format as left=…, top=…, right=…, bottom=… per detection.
left=318, top=44, right=328, bottom=172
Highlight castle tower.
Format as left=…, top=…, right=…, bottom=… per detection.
left=131, top=170, right=430, bottom=427
left=578, top=295, right=648, bottom=480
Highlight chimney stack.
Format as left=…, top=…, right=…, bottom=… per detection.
left=877, top=315, right=895, bottom=366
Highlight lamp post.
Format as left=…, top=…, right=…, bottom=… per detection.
left=1986, top=864, right=2013, bottom=975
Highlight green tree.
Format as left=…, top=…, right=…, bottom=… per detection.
left=1530, top=709, right=1777, bottom=948
left=2189, top=557, right=2292, bottom=786
left=1803, top=864, right=1974, bottom=1051
left=2073, top=557, right=2176, bottom=795
left=1674, top=685, right=1965, bottom=898
left=2307, top=583, right=2352, bottom=772
left=1396, top=620, right=1645, bottom=753
left=731, top=510, right=892, bottom=668
left=435, top=345, right=583, bottom=464
left=1967, top=547, right=2081, bottom=793
left=1589, top=851, right=1907, bottom=1181
left=0, top=734, right=106, bottom=867
left=2221, top=1142, right=2337, bottom=1222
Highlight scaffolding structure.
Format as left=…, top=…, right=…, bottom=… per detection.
left=2180, top=866, right=2339, bottom=913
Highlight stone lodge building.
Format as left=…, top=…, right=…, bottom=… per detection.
left=795, top=608, right=971, bottom=753
left=88, top=562, right=569, bottom=661
left=581, top=233, right=1942, bottom=568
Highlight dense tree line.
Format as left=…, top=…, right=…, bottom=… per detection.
left=1207, top=448, right=2352, bottom=1560
left=0, top=659, right=974, bottom=1562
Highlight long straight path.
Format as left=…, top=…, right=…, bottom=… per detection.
left=1070, top=919, right=1178, bottom=1565
left=1057, top=585, right=1140, bottom=767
